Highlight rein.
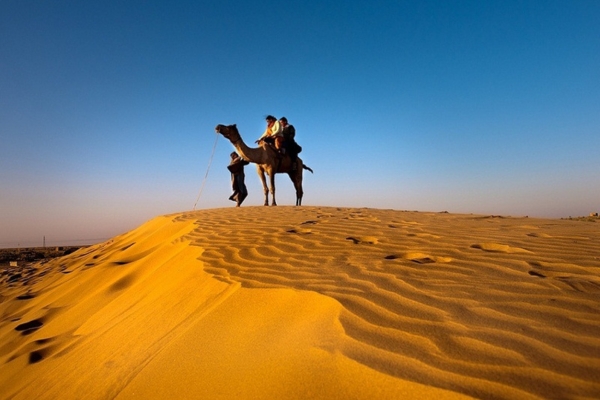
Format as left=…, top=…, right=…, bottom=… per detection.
left=192, top=131, right=219, bottom=210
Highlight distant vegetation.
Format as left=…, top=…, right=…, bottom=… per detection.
left=0, top=246, right=86, bottom=267
left=563, top=213, right=599, bottom=222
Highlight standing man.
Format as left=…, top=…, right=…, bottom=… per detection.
left=227, top=152, right=249, bottom=207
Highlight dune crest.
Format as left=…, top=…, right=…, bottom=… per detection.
left=2, top=207, right=599, bottom=399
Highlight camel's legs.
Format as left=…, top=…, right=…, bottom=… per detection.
left=269, top=172, right=277, bottom=206
left=296, top=182, right=303, bottom=206
left=290, top=170, right=303, bottom=206
left=258, top=168, right=269, bottom=206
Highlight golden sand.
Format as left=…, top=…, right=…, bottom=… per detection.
left=1, top=207, right=599, bottom=399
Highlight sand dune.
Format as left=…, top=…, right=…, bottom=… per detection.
left=1, top=207, right=599, bottom=399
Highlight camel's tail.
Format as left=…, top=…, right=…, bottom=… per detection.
left=303, top=165, right=314, bottom=173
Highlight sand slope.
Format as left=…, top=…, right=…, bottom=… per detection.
left=1, top=207, right=599, bottom=399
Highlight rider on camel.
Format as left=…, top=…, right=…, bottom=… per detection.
left=257, top=115, right=284, bottom=154
left=279, top=117, right=300, bottom=171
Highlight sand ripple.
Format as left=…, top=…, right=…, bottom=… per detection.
left=178, top=207, right=600, bottom=399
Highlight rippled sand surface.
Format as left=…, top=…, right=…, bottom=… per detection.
left=1, top=207, right=599, bottom=399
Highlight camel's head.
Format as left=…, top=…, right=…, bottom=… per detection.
left=215, top=124, right=241, bottom=143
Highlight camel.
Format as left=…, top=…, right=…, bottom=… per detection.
left=215, top=124, right=313, bottom=206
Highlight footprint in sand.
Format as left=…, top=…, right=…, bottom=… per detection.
left=392, top=255, right=435, bottom=264
left=346, top=236, right=378, bottom=245
left=287, top=228, right=312, bottom=235
left=527, top=233, right=552, bottom=238
left=29, top=350, right=46, bottom=364
left=120, top=242, right=136, bottom=251
left=16, top=292, right=36, bottom=300
left=112, top=261, right=130, bottom=266
left=385, top=252, right=451, bottom=264
left=7, top=335, right=73, bottom=365
left=15, top=319, right=44, bottom=336
left=527, top=267, right=600, bottom=292
left=108, top=273, right=137, bottom=292
left=471, top=243, right=531, bottom=254
left=528, top=270, right=547, bottom=278
left=7, top=273, right=23, bottom=284
left=407, top=233, right=441, bottom=239
left=343, top=212, right=380, bottom=222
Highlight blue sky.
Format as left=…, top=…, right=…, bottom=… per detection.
left=1, top=0, right=599, bottom=247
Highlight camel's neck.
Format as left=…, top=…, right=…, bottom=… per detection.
left=230, top=137, right=268, bottom=164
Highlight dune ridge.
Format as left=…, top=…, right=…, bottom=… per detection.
left=1, top=207, right=599, bottom=399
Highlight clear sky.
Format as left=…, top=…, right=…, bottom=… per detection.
left=1, top=0, right=599, bottom=247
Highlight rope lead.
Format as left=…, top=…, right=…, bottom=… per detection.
left=193, top=132, right=219, bottom=210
